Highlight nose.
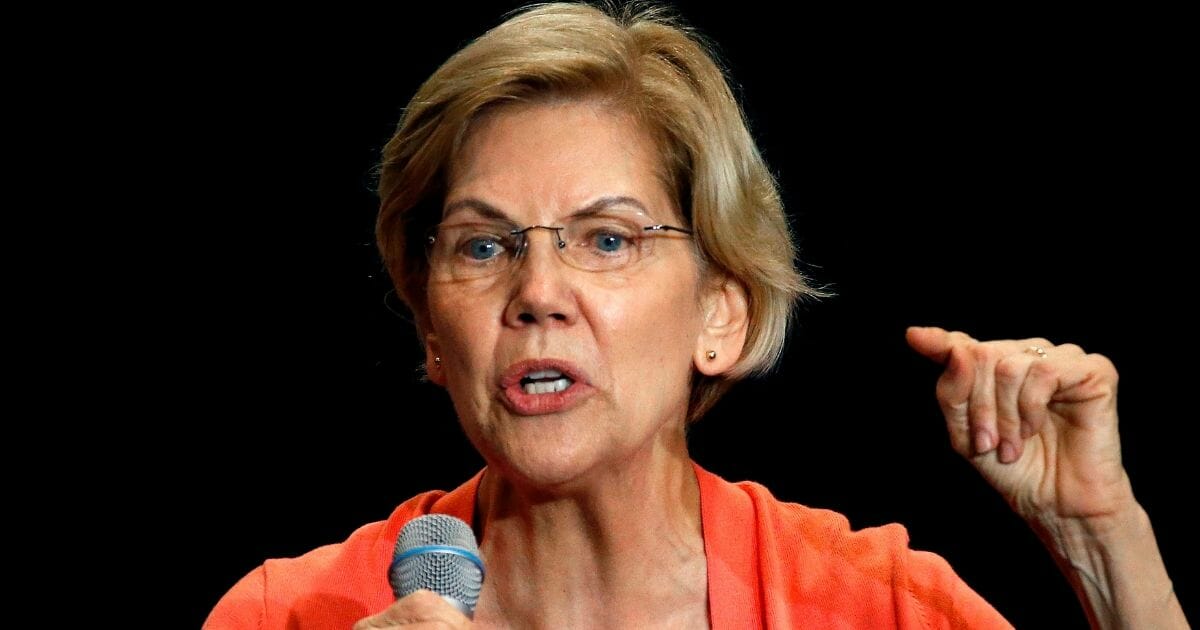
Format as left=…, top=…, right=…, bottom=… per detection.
left=503, top=227, right=578, bottom=328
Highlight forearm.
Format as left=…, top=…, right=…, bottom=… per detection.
left=1031, top=504, right=1188, bottom=630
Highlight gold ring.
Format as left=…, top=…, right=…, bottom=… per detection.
left=1026, top=346, right=1047, bottom=358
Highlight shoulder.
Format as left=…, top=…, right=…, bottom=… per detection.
left=735, top=476, right=912, bottom=570
left=698, top=466, right=1012, bottom=629
left=697, top=465, right=912, bottom=575
left=725, top=476, right=915, bottom=594
left=203, top=515, right=396, bottom=629
left=204, top=474, right=481, bottom=630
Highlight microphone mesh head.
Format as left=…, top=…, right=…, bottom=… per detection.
left=390, top=514, right=483, bottom=614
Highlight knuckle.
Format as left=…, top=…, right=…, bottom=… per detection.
left=949, top=331, right=973, bottom=344
left=1028, top=336, right=1053, bottom=348
left=940, top=398, right=969, bottom=423
left=970, top=344, right=993, bottom=363
left=935, top=373, right=966, bottom=401
left=1027, top=356, right=1056, bottom=378
left=935, top=376, right=956, bottom=399
left=1058, top=342, right=1085, bottom=355
left=1087, top=352, right=1120, bottom=388
left=1087, top=352, right=1117, bottom=372
left=407, top=589, right=445, bottom=610
left=994, top=357, right=1025, bottom=381
left=995, top=411, right=1020, bottom=430
left=950, top=435, right=972, bottom=457
left=1016, top=395, right=1043, bottom=416
left=968, top=402, right=994, bottom=424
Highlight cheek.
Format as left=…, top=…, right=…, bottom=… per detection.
left=592, top=283, right=701, bottom=377
left=428, top=290, right=499, bottom=372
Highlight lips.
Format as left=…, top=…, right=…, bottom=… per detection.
left=498, top=359, right=594, bottom=416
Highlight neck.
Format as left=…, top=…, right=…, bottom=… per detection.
left=470, top=424, right=708, bottom=629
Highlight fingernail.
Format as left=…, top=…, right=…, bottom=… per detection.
left=974, top=431, right=994, bottom=454
left=999, top=440, right=1018, bottom=464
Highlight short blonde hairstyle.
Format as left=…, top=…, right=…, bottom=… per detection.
left=377, top=2, right=823, bottom=421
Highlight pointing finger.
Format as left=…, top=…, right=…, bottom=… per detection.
left=906, top=326, right=953, bottom=364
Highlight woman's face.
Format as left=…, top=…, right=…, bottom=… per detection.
left=425, top=100, right=711, bottom=489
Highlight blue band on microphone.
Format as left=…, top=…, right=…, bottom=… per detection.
left=391, top=544, right=486, bottom=579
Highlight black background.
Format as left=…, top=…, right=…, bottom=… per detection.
left=166, top=3, right=1195, bottom=627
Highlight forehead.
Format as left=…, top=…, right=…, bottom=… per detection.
left=444, top=100, right=676, bottom=222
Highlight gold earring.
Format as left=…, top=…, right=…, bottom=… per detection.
left=706, top=350, right=717, bottom=360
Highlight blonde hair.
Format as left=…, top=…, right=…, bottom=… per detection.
left=377, top=2, right=824, bottom=421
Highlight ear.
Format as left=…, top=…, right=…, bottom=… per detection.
left=694, top=275, right=749, bottom=376
left=424, top=333, right=447, bottom=386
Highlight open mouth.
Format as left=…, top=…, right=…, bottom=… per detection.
left=500, top=360, right=592, bottom=415
left=519, top=369, right=575, bottom=394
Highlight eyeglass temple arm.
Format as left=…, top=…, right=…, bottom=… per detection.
left=644, top=224, right=693, bottom=235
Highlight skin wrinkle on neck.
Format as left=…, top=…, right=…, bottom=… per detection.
left=469, top=418, right=708, bottom=628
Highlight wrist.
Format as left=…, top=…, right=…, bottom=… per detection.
left=1029, top=502, right=1184, bottom=630
left=1035, top=500, right=1149, bottom=551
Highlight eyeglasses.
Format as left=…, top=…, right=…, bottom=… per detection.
left=425, top=209, right=693, bottom=281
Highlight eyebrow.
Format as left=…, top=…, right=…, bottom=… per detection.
left=442, top=195, right=653, bottom=223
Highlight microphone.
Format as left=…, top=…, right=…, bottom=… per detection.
left=389, top=514, right=485, bottom=619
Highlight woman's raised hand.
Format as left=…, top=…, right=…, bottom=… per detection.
left=906, top=326, right=1190, bottom=627
left=905, top=326, right=1135, bottom=525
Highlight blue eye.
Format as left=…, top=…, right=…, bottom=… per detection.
left=594, top=233, right=625, bottom=253
left=467, top=238, right=501, bottom=260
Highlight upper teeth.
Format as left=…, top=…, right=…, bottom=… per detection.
left=521, top=369, right=573, bottom=395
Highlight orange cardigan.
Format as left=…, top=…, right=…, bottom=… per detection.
left=206, top=462, right=1011, bottom=628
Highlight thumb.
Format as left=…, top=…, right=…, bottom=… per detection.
left=905, top=325, right=954, bottom=365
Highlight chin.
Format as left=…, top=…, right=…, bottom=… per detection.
left=466, top=416, right=614, bottom=494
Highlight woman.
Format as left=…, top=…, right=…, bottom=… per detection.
left=206, top=3, right=1187, bottom=628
